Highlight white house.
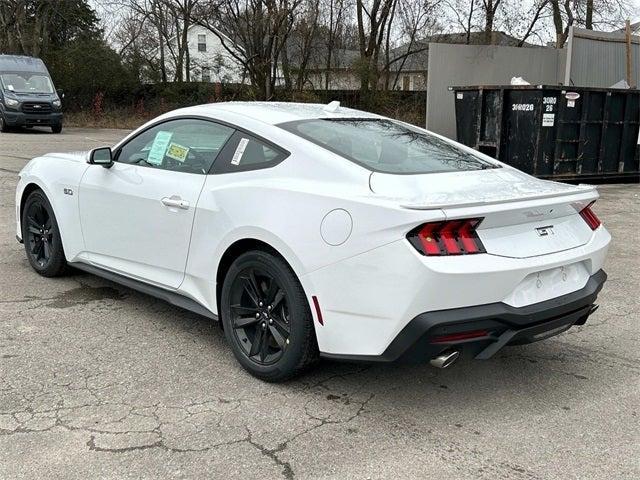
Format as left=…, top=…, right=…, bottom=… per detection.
left=162, top=24, right=245, bottom=84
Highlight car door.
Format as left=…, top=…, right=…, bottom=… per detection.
left=79, top=117, right=235, bottom=289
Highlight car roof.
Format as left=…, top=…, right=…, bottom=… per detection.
left=171, top=101, right=383, bottom=126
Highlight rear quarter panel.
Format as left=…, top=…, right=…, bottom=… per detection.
left=181, top=148, right=446, bottom=315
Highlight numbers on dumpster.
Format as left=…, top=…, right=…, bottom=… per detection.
left=543, top=96, right=557, bottom=113
left=512, top=103, right=534, bottom=112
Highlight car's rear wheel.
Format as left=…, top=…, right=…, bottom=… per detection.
left=221, top=250, right=318, bottom=381
left=21, top=190, right=68, bottom=277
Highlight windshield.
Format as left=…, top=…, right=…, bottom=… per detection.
left=279, top=118, right=498, bottom=174
left=1, top=73, right=54, bottom=94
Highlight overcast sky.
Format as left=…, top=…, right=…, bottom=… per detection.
left=90, top=0, right=640, bottom=48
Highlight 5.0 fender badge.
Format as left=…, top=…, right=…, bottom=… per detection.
left=63, top=188, right=73, bottom=196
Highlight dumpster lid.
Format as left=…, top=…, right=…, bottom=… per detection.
left=449, top=84, right=640, bottom=92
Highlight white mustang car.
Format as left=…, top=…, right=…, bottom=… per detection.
left=15, top=102, right=610, bottom=381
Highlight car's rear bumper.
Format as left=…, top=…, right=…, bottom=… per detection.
left=320, top=269, right=607, bottom=363
left=3, top=110, right=62, bottom=127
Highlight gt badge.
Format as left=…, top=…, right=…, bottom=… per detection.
left=536, top=225, right=554, bottom=236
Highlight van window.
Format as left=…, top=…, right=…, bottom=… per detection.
left=1, top=74, right=54, bottom=94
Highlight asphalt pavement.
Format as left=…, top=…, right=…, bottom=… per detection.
left=0, top=127, right=638, bottom=479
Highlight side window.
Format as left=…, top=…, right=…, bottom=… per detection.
left=116, top=119, right=234, bottom=174
left=212, top=131, right=288, bottom=174
left=197, top=34, right=207, bottom=52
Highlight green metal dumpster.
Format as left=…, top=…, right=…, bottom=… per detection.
left=451, top=85, right=640, bottom=182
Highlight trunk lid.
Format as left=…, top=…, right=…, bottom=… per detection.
left=370, top=168, right=598, bottom=258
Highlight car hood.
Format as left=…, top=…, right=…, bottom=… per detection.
left=369, top=167, right=596, bottom=210
left=43, top=151, right=90, bottom=163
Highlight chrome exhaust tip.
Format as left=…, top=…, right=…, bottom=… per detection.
left=430, top=350, right=460, bottom=369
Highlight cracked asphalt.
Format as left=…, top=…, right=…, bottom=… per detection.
left=1, top=127, right=639, bottom=479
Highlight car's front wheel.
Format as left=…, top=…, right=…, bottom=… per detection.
left=51, top=124, right=62, bottom=134
left=221, top=250, right=318, bottom=381
left=21, top=189, right=68, bottom=277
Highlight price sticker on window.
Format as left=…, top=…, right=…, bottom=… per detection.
left=231, top=138, right=249, bottom=165
left=147, top=131, right=173, bottom=165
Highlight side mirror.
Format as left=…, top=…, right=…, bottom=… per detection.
left=88, top=147, right=113, bottom=168
left=56, top=89, right=65, bottom=99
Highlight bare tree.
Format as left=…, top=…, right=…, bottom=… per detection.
left=442, top=0, right=478, bottom=44
left=318, top=0, right=350, bottom=90
left=194, top=0, right=303, bottom=99
left=382, top=0, right=440, bottom=90
left=114, top=0, right=201, bottom=82
left=355, top=0, right=396, bottom=93
left=585, top=0, right=594, bottom=29
left=495, top=0, right=551, bottom=47
left=288, top=0, right=322, bottom=90
left=548, top=0, right=632, bottom=48
left=481, top=0, right=501, bottom=44
left=516, top=0, right=550, bottom=47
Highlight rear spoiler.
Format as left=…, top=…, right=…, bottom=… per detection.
left=400, top=185, right=598, bottom=211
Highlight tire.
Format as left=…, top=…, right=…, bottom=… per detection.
left=51, top=124, right=62, bottom=134
left=0, top=114, right=10, bottom=133
left=21, top=189, right=68, bottom=277
left=221, top=250, right=318, bottom=381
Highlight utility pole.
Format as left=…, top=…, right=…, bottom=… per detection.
left=625, top=20, right=632, bottom=87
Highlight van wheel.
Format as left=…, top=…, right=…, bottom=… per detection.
left=0, top=115, right=10, bottom=133
left=51, top=124, right=62, bottom=134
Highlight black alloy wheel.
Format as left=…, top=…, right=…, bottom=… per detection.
left=228, top=266, right=290, bottom=365
left=221, top=250, right=318, bottom=381
left=25, top=200, right=54, bottom=267
left=22, top=190, right=68, bottom=277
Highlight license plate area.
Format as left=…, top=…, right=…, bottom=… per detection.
left=503, top=262, right=590, bottom=308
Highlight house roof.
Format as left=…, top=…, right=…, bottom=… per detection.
left=615, top=21, right=640, bottom=34
left=288, top=31, right=537, bottom=73
left=390, top=31, right=538, bottom=72
left=287, top=47, right=360, bottom=71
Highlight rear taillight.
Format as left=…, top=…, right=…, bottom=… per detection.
left=407, top=218, right=486, bottom=256
left=579, top=202, right=601, bottom=230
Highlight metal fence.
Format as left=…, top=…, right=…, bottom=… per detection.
left=426, top=43, right=564, bottom=138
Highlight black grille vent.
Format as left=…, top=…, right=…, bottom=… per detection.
left=22, top=102, right=52, bottom=114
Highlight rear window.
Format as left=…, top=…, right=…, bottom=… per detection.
left=279, top=118, right=498, bottom=174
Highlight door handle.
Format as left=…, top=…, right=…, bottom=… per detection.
left=161, top=196, right=190, bottom=210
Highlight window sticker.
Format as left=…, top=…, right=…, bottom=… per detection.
left=231, top=138, right=249, bottom=165
left=7, top=84, right=14, bottom=91
left=166, top=142, right=190, bottom=162
left=147, top=131, right=173, bottom=165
